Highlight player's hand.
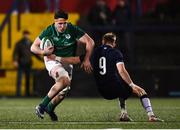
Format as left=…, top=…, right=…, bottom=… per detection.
left=81, top=59, right=93, bottom=73
left=132, top=84, right=147, bottom=97
left=43, top=46, right=54, bottom=56
left=47, top=54, right=56, bottom=60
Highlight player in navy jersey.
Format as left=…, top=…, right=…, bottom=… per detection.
left=48, top=32, right=164, bottom=122
left=91, top=39, right=132, bottom=100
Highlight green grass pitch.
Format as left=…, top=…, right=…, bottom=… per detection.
left=0, top=97, right=180, bottom=129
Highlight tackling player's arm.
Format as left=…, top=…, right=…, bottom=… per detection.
left=31, top=37, right=53, bottom=56
left=116, top=63, right=147, bottom=96
left=78, top=33, right=94, bottom=73
left=48, top=54, right=84, bottom=65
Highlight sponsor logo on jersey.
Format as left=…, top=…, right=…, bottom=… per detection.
left=65, top=34, right=71, bottom=39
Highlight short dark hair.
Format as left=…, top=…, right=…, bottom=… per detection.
left=54, top=10, right=68, bottom=19
left=102, top=32, right=116, bottom=44
left=23, top=30, right=30, bottom=35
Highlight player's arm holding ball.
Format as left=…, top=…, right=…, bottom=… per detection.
left=31, top=37, right=54, bottom=56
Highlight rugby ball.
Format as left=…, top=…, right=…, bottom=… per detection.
left=40, top=37, right=54, bottom=50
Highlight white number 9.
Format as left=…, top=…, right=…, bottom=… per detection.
left=99, top=57, right=106, bottom=75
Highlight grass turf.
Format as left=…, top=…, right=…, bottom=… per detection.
left=0, top=97, right=180, bottom=129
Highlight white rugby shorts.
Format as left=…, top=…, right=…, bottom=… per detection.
left=44, top=56, right=73, bottom=81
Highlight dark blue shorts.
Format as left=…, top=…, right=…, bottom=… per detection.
left=97, top=79, right=132, bottom=100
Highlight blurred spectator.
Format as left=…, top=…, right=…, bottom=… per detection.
left=153, top=0, right=180, bottom=22
left=45, top=0, right=60, bottom=12
left=112, top=0, right=133, bottom=66
left=87, top=0, right=112, bottom=44
left=22, top=0, right=30, bottom=13
left=13, top=0, right=30, bottom=14
left=87, top=0, right=112, bottom=26
left=13, top=30, right=42, bottom=97
left=112, top=0, right=131, bottom=25
left=155, top=1, right=169, bottom=21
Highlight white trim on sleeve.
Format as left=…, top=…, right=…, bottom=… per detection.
left=116, top=62, right=124, bottom=66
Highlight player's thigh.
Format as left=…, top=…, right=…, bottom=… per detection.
left=61, top=63, right=73, bottom=80
left=97, top=82, right=121, bottom=100
left=44, top=60, right=71, bottom=81
left=98, top=80, right=132, bottom=100
left=50, top=66, right=70, bottom=82
left=119, top=80, right=133, bottom=100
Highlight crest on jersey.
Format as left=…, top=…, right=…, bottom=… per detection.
left=65, top=34, right=71, bottom=39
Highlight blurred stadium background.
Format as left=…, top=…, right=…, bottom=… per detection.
left=0, top=0, right=180, bottom=98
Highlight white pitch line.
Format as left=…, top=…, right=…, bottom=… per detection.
left=0, top=106, right=180, bottom=110
left=0, top=121, right=139, bottom=125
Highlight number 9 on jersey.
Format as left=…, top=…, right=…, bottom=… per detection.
left=99, top=57, right=106, bottom=75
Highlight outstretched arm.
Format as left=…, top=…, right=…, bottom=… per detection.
left=79, top=33, right=94, bottom=73
left=116, top=63, right=133, bottom=85
left=116, top=63, right=146, bottom=97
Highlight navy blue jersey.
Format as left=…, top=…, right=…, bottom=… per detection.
left=91, top=44, right=123, bottom=85
left=91, top=44, right=132, bottom=99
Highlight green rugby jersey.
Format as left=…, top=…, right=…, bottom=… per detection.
left=39, top=23, right=85, bottom=57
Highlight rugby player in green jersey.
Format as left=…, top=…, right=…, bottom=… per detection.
left=31, top=10, right=94, bottom=121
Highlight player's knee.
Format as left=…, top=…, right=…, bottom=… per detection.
left=63, top=77, right=71, bottom=86
left=51, top=83, right=61, bottom=93
left=51, top=77, right=70, bottom=94
left=57, top=93, right=65, bottom=100
left=58, top=76, right=71, bottom=87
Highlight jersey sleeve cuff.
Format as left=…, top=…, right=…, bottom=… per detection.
left=116, top=62, right=124, bottom=66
